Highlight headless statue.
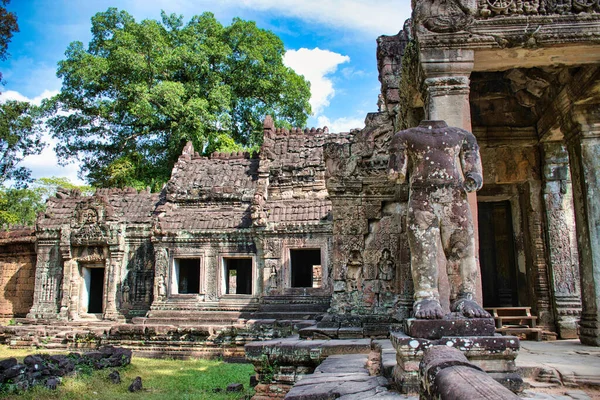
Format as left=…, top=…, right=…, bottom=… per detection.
left=388, top=120, right=490, bottom=319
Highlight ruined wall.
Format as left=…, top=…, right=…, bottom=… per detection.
left=0, top=229, right=36, bottom=320
left=325, top=112, right=413, bottom=323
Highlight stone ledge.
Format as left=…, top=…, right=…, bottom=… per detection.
left=405, top=316, right=496, bottom=339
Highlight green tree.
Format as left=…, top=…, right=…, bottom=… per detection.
left=0, top=0, right=19, bottom=86
left=0, top=177, right=93, bottom=227
left=0, top=100, right=44, bottom=187
left=45, top=9, right=311, bottom=190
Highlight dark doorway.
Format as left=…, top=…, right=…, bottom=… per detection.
left=88, top=268, right=105, bottom=313
left=291, top=249, right=322, bottom=288
left=176, top=259, right=200, bottom=294
left=478, top=201, right=519, bottom=307
left=225, top=258, right=252, bottom=294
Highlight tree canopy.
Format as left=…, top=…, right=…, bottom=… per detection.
left=0, top=0, right=18, bottom=85
left=0, top=177, right=93, bottom=227
left=45, top=9, right=312, bottom=190
left=0, top=100, right=44, bottom=187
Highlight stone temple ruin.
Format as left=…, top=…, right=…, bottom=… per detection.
left=1, top=0, right=600, bottom=396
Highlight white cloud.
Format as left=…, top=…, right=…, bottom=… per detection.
left=229, top=0, right=410, bottom=36
left=125, top=0, right=411, bottom=36
left=1, top=90, right=59, bottom=106
left=284, top=48, right=350, bottom=115
left=1, top=90, right=85, bottom=186
left=317, top=115, right=365, bottom=133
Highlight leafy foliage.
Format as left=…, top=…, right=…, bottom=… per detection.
left=0, top=100, right=44, bottom=187
left=0, top=0, right=18, bottom=85
left=0, top=177, right=93, bottom=227
left=45, top=8, right=311, bottom=190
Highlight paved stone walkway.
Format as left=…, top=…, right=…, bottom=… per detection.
left=518, top=340, right=600, bottom=387
left=280, top=339, right=600, bottom=400
left=285, top=353, right=417, bottom=399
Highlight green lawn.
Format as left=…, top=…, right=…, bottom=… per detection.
left=0, top=346, right=255, bottom=400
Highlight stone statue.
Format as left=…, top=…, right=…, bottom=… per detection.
left=388, top=120, right=490, bottom=319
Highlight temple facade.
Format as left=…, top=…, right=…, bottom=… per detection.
left=1, top=0, right=599, bottom=346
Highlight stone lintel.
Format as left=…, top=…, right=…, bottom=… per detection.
left=405, top=317, right=496, bottom=339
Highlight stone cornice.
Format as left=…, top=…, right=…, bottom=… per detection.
left=417, top=14, right=600, bottom=50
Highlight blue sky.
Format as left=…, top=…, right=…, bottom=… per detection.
left=1, top=0, right=412, bottom=184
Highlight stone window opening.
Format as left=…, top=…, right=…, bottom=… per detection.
left=223, top=258, right=253, bottom=295
left=290, top=249, right=322, bottom=288
left=81, top=264, right=105, bottom=314
left=172, top=258, right=201, bottom=295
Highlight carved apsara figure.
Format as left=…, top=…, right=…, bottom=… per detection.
left=388, top=120, right=490, bottom=319
left=346, top=250, right=363, bottom=292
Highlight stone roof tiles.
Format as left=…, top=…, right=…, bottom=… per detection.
left=267, top=200, right=332, bottom=225
left=156, top=205, right=252, bottom=232
left=166, top=144, right=259, bottom=204
left=39, top=188, right=160, bottom=230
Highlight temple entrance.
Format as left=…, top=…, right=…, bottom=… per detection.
left=224, top=258, right=252, bottom=295
left=173, top=258, right=200, bottom=294
left=290, top=249, right=322, bottom=288
left=81, top=265, right=105, bottom=314
left=478, top=201, right=519, bottom=307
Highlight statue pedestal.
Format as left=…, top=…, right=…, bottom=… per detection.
left=405, top=314, right=496, bottom=339
left=390, top=325, right=523, bottom=394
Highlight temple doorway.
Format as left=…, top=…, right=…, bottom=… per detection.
left=224, top=258, right=252, bottom=294
left=290, top=249, right=322, bottom=288
left=478, top=201, right=519, bottom=307
left=82, top=265, right=105, bottom=314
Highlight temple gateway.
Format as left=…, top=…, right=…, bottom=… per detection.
left=1, top=0, right=600, bottom=351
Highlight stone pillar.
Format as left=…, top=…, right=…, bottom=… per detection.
left=541, top=142, right=582, bottom=339
left=103, top=249, right=122, bottom=320
left=419, top=48, right=483, bottom=302
left=58, top=259, right=77, bottom=320
left=565, top=106, right=600, bottom=346
left=27, top=243, right=62, bottom=319
left=420, top=49, right=474, bottom=129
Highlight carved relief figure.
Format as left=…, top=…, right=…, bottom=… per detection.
left=121, top=278, right=130, bottom=305
left=346, top=249, right=363, bottom=291
left=388, top=120, right=490, bottom=319
left=414, top=0, right=476, bottom=32
left=158, top=274, right=166, bottom=299
left=378, top=249, right=395, bottom=281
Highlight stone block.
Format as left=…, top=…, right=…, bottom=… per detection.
left=338, top=327, right=364, bottom=339
left=405, top=316, right=496, bottom=339
left=390, top=332, right=522, bottom=393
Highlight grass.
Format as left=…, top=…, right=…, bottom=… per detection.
left=0, top=346, right=255, bottom=400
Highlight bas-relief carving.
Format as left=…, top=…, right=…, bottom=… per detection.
left=264, top=240, right=282, bottom=259
left=478, top=0, right=598, bottom=16
left=264, top=259, right=279, bottom=291
left=414, top=0, right=476, bottom=33
left=481, top=146, right=539, bottom=185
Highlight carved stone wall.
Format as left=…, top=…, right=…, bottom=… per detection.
left=0, top=230, right=36, bottom=320
left=325, top=112, right=413, bottom=322
left=478, top=0, right=599, bottom=18
left=542, top=142, right=581, bottom=338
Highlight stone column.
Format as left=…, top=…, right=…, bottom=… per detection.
left=27, top=243, right=62, bottom=319
left=420, top=49, right=474, bottom=129
left=565, top=105, right=600, bottom=346
left=541, top=142, right=582, bottom=339
left=419, top=48, right=483, bottom=302
left=103, top=250, right=122, bottom=320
